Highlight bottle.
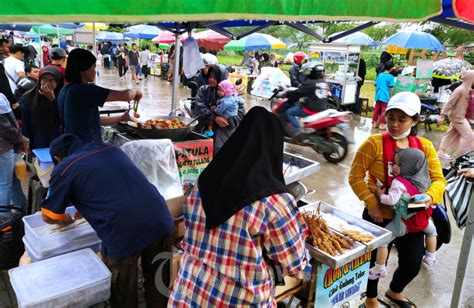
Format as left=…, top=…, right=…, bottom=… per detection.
left=14, top=154, right=27, bottom=181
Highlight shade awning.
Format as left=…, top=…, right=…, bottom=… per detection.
left=0, top=0, right=442, bottom=23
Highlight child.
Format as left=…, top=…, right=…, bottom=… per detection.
left=203, top=80, right=243, bottom=137
left=370, top=148, right=438, bottom=280
left=373, top=61, right=395, bottom=130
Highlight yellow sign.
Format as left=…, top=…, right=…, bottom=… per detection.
left=387, top=45, right=408, bottom=55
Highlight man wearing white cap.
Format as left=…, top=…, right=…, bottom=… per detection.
left=349, top=92, right=446, bottom=308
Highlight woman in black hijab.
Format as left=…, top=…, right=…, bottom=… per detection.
left=194, top=64, right=245, bottom=153
left=169, top=107, right=308, bottom=306
left=21, top=66, right=64, bottom=149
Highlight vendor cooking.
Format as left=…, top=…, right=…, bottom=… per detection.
left=58, top=48, right=142, bottom=143
left=41, top=134, right=174, bottom=307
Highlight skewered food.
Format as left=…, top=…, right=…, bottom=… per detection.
left=341, top=230, right=374, bottom=243
left=143, top=117, right=186, bottom=129
left=303, top=213, right=353, bottom=256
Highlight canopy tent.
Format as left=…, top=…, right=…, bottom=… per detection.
left=224, top=33, right=286, bottom=51
left=32, top=24, right=74, bottom=36
left=0, top=24, right=33, bottom=31
left=193, top=30, right=231, bottom=52
left=124, top=24, right=162, bottom=39
left=96, top=31, right=124, bottom=41
left=329, top=31, right=377, bottom=46
left=152, top=31, right=188, bottom=44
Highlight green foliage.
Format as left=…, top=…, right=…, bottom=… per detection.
left=362, top=24, right=400, bottom=42
left=424, top=23, right=474, bottom=47
left=106, top=25, right=126, bottom=33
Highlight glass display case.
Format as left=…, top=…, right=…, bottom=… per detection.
left=309, top=43, right=361, bottom=105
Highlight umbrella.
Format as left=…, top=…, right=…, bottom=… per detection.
left=159, top=43, right=170, bottom=49
left=224, top=33, right=286, bottom=51
left=17, top=31, right=40, bottom=39
left=382, top=31, right=444, bottom=51
left=152, top=31, right=188, bottom=44
left=124, top=24, right=162, bottom=39
left=53, top=23, right=85, bottom=29
left=0, top=0, right=442, bottom=23
left=194, top=30, right=231, bottom=51
left=32, top=24, right=74, bottom=36
left=96, top=31, right=124, bottom=41
left=433, top=58, right=472, bottom=80
left=330, top=31, right=378, bottom=46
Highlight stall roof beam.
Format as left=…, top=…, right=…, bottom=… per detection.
left=325, top=21, right=379, bottom=43
left=284, top=22, right=325, bottom=41
left=429, top=16, right=474, bottom=31
left=236, top=21, right=279, bottom=40
left=207, top=26, right=238, bottom=40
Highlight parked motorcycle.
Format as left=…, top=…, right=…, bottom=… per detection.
left=270, top=89, right=352, bottom=164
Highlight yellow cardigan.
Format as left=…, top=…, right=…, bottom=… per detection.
left=349, top=134, right=446, bottom=219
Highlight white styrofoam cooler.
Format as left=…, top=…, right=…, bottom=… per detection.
left=23, top=206, right=100, bottom=258
left=9, top=248, right=111, bottom=308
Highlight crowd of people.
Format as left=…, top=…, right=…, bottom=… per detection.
left=1, top=31, right=474, bottom=308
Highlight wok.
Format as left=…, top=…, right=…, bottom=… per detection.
left=127, top=115, right=197, bottom=140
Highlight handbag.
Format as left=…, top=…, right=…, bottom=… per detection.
left=443, top=152, right=474, bottom=229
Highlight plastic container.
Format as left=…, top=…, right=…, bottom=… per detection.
left=15, top=154, right=27, bottom=181
left=9, top=248, right=111, bottom=308
left=32, top=148, right=54, bottom=188
left=23, top=206, right=100, bottom=258
left=23, top=236, right=101, bottom=262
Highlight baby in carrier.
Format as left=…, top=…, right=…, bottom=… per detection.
left=203, top=80, right=243, bottom=137
left=370, top=148, right=438, bottom=280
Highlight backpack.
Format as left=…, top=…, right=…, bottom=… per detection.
left=382, top=133, right=451, bottom=248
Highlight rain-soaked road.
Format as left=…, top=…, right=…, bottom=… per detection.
left=97, top=67, right=473, bottom=307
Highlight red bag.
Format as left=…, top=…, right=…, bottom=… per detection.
left=382, top=133, right=432, bottom=233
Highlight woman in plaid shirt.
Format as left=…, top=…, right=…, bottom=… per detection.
left=169, top=107, right=308, bottom=307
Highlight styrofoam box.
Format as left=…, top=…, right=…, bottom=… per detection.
left=9, top=248, right=111, bottom=308
left=23, top=236, right=101, bottom=262
left=23, top=206, right=100, bottom=258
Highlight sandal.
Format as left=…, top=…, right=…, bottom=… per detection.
left=385, top=292, right=417, bottom=308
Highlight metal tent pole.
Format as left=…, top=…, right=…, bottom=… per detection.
left=171, top=30, right=181, bottom=115
left=93, top=23, right=97, bottom=56
left=451, top=196, right=474, bottom=308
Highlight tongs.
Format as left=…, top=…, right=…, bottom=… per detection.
left=128, top=99, right=146, bottom=124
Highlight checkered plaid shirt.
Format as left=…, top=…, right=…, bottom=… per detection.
left=168, top=187, right=308, bottom=307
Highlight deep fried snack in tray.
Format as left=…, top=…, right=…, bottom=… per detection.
left=303, top=213, right=354, bottom=256
left=341, top=230, right=374, bottom=243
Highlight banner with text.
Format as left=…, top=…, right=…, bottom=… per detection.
left=315, top=252, right=371, bottom=307
left=174, top=139, right=213, bottom=194
left=416, top=60, right=433, bottom=79
left=393, top=76, right=417, bottom=95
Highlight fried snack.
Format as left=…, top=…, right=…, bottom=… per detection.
left=144, top=117, right=186, bottom=129
left=303, top=213, right=354, bottom=256
left=341, top=230, right=374, bottom=243
left=134, top=112, right=140, bottom=118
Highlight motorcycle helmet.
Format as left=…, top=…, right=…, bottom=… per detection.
left=301, top=61, right=325, bottom=79
left=293, top=51, right=308, bottom=65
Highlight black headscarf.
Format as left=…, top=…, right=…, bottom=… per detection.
left=65, top=48, right=96, bottom=83
left=198, top=107, right=287, bottom=229
left=24, top=65, right=64, bottom=142
left=206, top=64, right=227, bottom=86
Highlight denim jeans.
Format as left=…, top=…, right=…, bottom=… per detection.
left=285, top=106, right=308, bottom=134
left=0, top=150, right=26, bottom=210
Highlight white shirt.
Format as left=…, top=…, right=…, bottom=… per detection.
left=3, top=56, right=25, bottom=93
left=380, top=179, right=409, bottom=206
left=139, top=50, right=150, bottom=67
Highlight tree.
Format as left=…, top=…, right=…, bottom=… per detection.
left=424, top=23, right=474, bottom=47
left=362, top=24, right=400, bottom=42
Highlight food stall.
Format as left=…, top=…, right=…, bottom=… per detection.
left=309, top=43, right=361, bottom=106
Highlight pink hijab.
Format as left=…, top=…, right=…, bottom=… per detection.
left=218, top=80, right=237, bottom=96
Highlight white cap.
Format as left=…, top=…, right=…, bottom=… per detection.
left=201, top=53, right=218, bottom=65
left=385, top=92, right=421, bottom=116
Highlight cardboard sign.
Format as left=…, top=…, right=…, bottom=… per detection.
left=315, top=252, right=371, bottom=307
left=174, top=139, right=213, bottom=194
left=393, top=76, right=417, bottom=95
left=416, top=60, right=433, bottom=79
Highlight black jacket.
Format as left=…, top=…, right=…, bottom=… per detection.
left=285, top=79, right=328, bottom=112
left=0, top=63, right=17, bottom=106
left=289, top=64, right=307, bottom=87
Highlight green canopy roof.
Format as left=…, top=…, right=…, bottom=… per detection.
left=32, top=24, right=74, bottom=36
left=1, top=0, right=441, bottom=23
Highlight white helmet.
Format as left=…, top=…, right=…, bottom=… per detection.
left=201, top=53, right=218, bottom=65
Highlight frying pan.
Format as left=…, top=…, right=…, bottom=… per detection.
left=127, top=115, right=198, bottom=140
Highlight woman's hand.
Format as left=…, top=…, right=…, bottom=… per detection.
left=411, top=193, right=433, bottom=209
left=39, top=82, right=56, bottom=101
left=133, top=89, right=143, bottom=101
left=458, top=168, right=474, bottom=179
left=368, top=206, right=384, bottom=223
left=437, top=114, right=446, bottom=126
left=215, top=116, right=229, bottom=128
left=119, top=110, right=131, bottom=122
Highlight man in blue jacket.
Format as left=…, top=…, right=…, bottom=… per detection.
left=41, top=134, right=174, bottom=307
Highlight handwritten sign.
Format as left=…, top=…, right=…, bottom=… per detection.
left=393, top=76, right=417, bottom=95
left=315, top=252, right=371, bottom=307
left=416, top=60, right=433, bottom=79
left=174, top=139, right=213, bottom=194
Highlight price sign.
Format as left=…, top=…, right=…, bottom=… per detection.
left=393, top=76, right=417, bottom=95
left=416, top=60, right=433, bottom=79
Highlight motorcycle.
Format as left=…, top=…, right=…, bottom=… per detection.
left=270, top=88, right=353, bottom=164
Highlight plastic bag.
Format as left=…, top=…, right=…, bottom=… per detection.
left=120, top=139, right=183, bottom=200
left=15, top=154, right=27, bottom=181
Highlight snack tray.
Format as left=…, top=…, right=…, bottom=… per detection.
left=283, top=153, right=320, bottom=185
left=300, top=201, right=392, bottom=268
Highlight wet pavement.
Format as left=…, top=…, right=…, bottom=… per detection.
left=1, top=67, right=472, bottom=307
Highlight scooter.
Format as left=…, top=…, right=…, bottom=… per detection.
left=270, top=89, right=353, bottom=164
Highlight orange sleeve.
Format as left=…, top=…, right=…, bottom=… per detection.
left=41, top=208, right=65, bottom=221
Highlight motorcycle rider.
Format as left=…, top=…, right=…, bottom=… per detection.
left=289, top=51, right=308, bottom=87
left=283, top=61, right=329, bottom=135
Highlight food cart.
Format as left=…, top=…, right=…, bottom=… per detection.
left=309, top=43, right=361, bottom=106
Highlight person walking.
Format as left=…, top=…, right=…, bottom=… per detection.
left=3, top=44, right=27, bottom=96
left=372, top=61, right=395, bottom=130
left=128, top=43, right=140, bottom=84
left=117, top=45, right=127, bottom=80
left=139, top=46, right=150, bottom=81
left=438, top=70, right=474, bottom=159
